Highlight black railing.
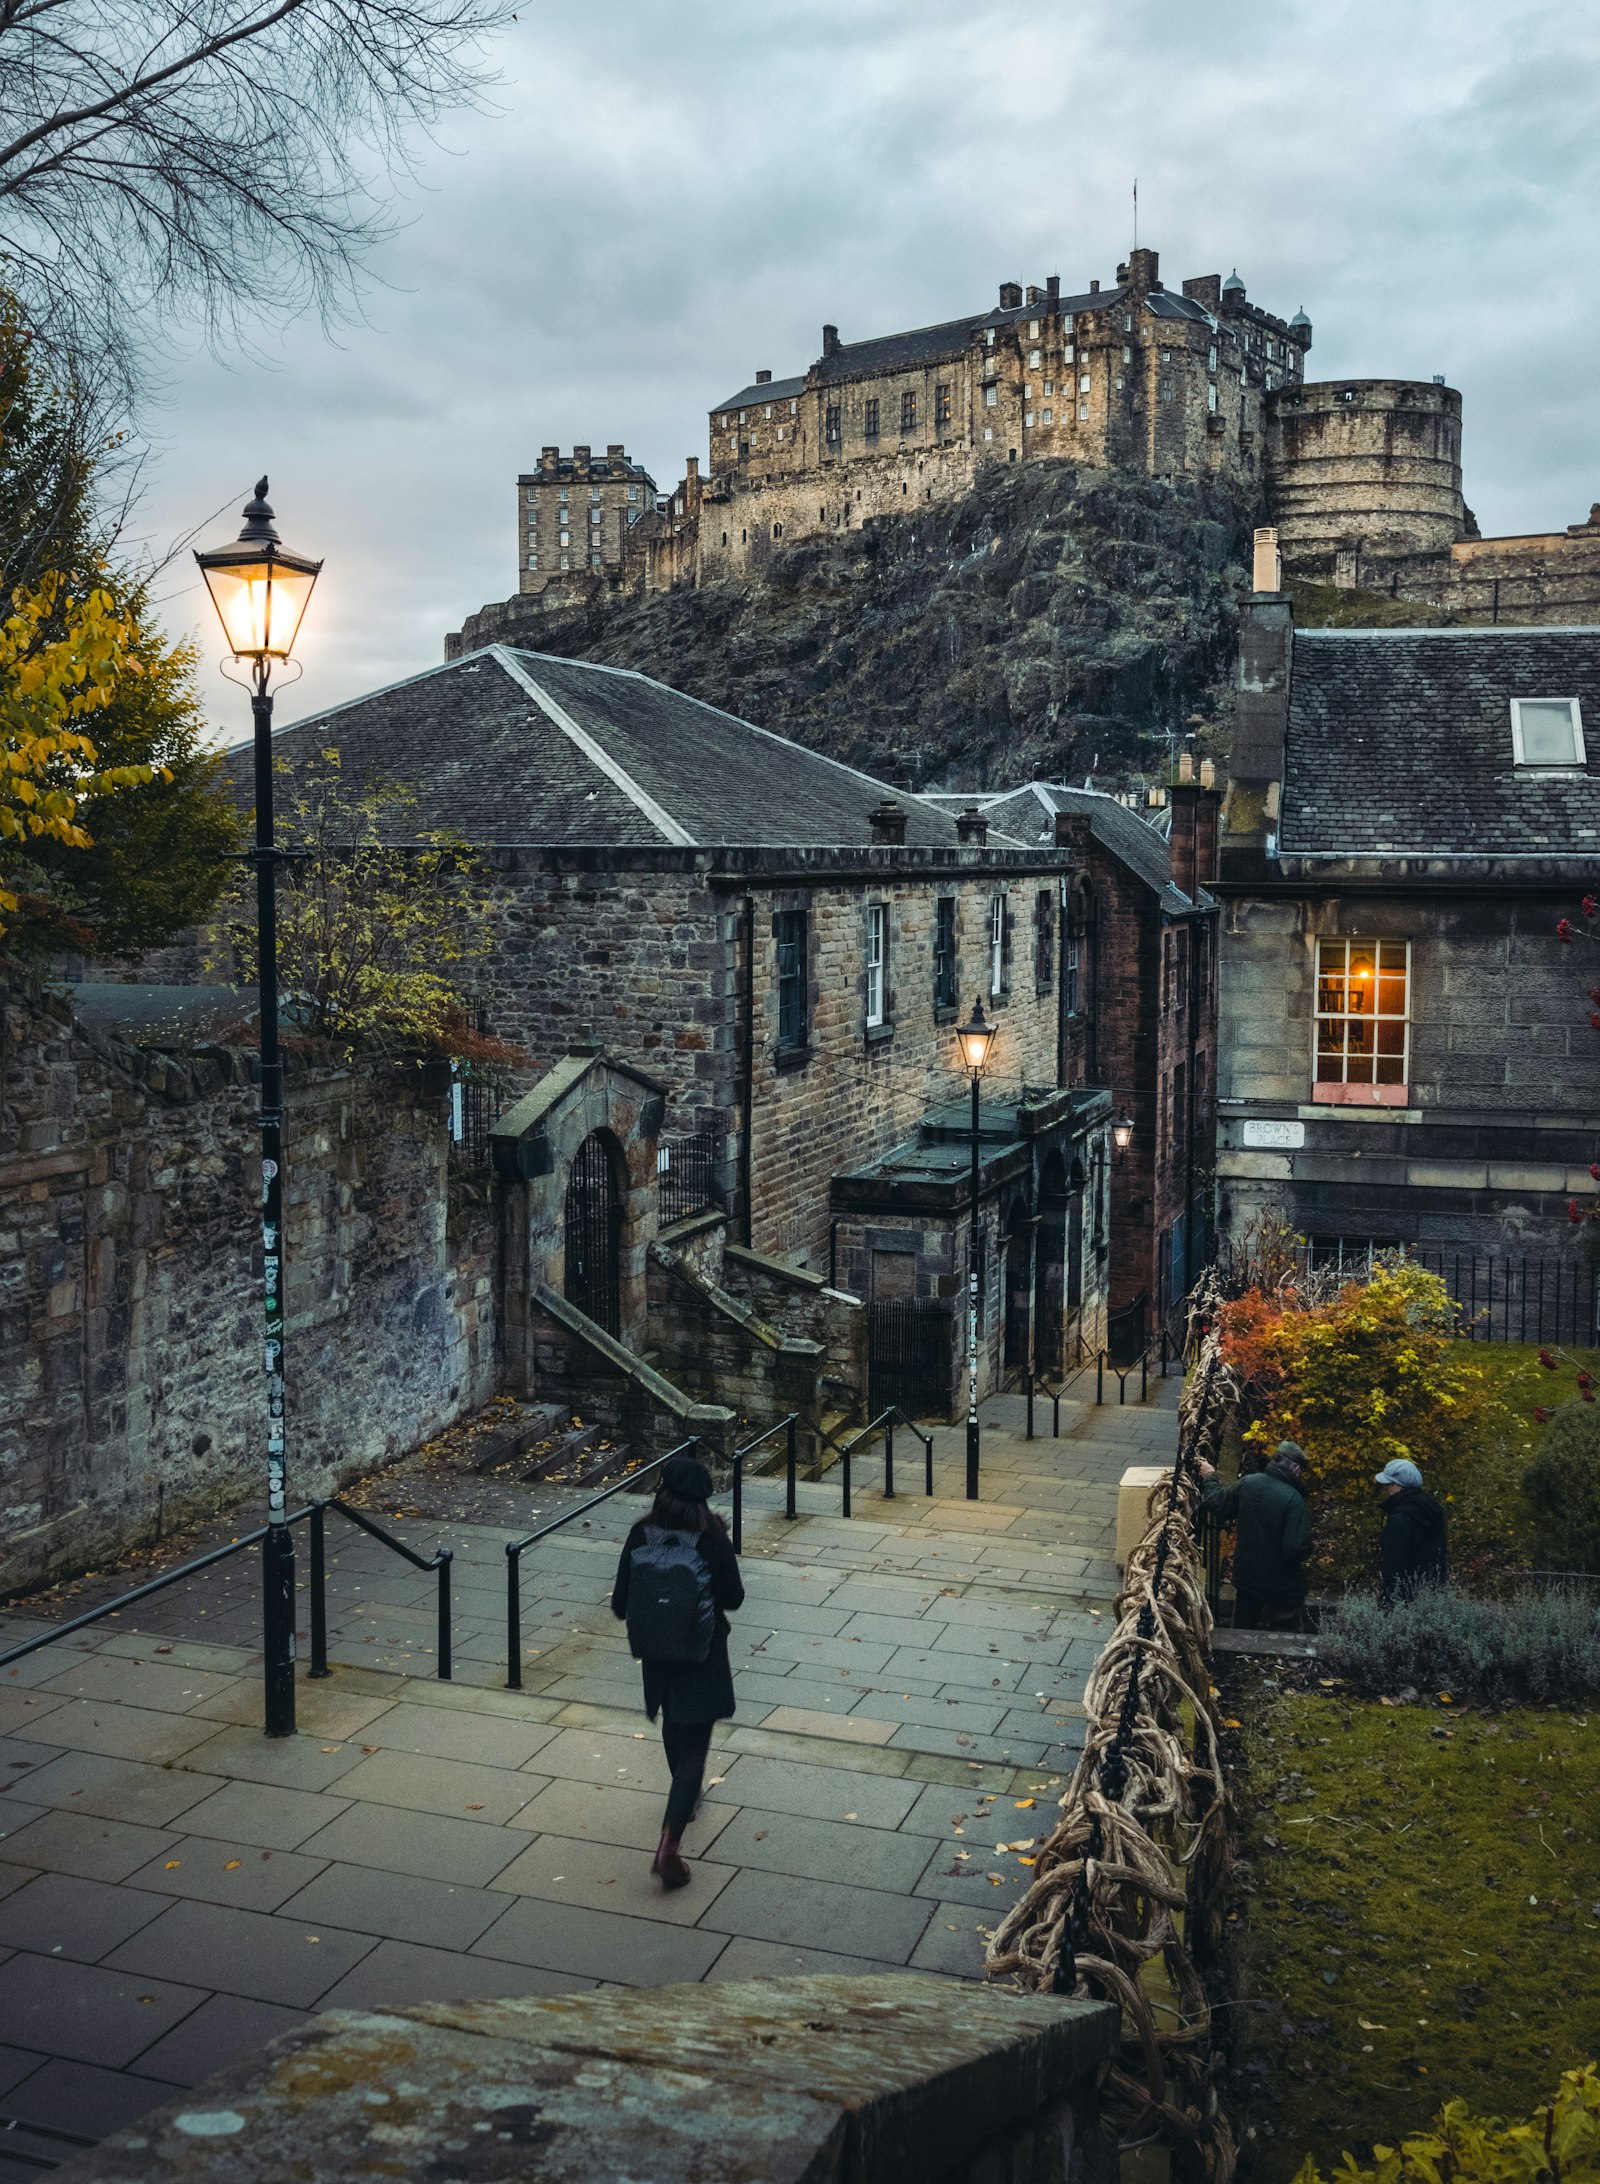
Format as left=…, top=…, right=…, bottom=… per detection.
left=657, top=1133, right=722, bottom=1227
left=0, top=1497, right=456, bottom=1710
left=448, top=1060, right=505, bottom=1171
left=504, top=1438, right=700, bottom=1689
left=836, top=1407, right=935, bottom=1518
left=728, top=1413, right=800, bottom=1550
left=868, top=1297, right=955, bottom=1420
left=1217, top=1244, right=1600, bottom=1350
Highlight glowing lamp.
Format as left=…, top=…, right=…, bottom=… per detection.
left=195, top=478, right=322, bottom=663
left=1112, top=1110, right=1135, bottom=1154
left=956, top=999, right=998, bottom=1077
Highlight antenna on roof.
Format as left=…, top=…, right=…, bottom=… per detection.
left=1132, top=176, right=1138, bottom=251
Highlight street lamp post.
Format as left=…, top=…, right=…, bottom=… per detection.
left=955, top=1000, right=998, bottom=1501
left=195, top=480, right=322, bottom=1739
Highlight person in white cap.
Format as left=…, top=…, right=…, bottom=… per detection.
left=1374, top=1458, right=1448, bottom=1601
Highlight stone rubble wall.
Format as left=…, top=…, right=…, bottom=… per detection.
left=0, top=975, right=496, bottom=1595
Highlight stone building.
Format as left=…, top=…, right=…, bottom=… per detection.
left=226, top=646, right=1111, bottom=1422
left=516, top=443, right=658, bottom=613
left=927, top=774, right=1221, bottom=1357
left=1215, top=573, right=1600, bottom=1291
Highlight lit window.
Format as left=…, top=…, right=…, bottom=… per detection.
left=935, top=383, right=952, bottom=427
left=764, top=404, right=771, bottom=418
left=790, top=399, right=797, bottom=414
left=1510, top=697, right=1586, bottom=766
left=559, top=530, right=569, bottom=546
left=1315, top=939, right=1410, bottom=1102
left=776, top=426, right=785, bottom=441
left=866, top=903, right=887, bottom=1028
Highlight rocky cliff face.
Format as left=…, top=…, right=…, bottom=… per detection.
left=452, top=460, right=1258, bottom=790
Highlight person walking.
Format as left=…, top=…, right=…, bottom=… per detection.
left=611, top=1451, right=743, bottom=1890
left=1197, top=1440, right=1314, bottom=1629
left=1374, top=1457, right=1449, bottom=1601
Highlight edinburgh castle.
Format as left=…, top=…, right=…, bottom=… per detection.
left=454, top=241, right=1600, bottom=652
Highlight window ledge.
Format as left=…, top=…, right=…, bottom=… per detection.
left=774, top=1045, right=813, bottom=1075
left=1312, top=1083, right=1409, bottom=1108
left=933, top=1003, right=960, bottom=1025
left=865, top=1022, right=895, bottom=1049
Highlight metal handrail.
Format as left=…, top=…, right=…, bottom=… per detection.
left=503, top=1437, right=701, bottom=1690
left=1096, top=1343, right=1152, bottom=1407
left=836, top=1406, right=934, bottom=1518
left=0, top=1504, right=319, bottom=1675
left=309, top=1501, right=454, bottom=1683
left=728, top=1413, right=800, bottom=1551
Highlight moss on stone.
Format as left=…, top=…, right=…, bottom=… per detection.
left=1230, top=1686, right=1600, bottom=2182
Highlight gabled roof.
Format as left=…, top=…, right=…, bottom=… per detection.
left=1283, top=627, right=1600, bottom=859
left=938, top=783, right=1203, bottom=913
left=223, top=648, right=986, bottom=851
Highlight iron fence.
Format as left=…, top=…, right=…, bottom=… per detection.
left=868, top=1298, right=955, bottom=1421
left=657, top=1132, right=722, bottom=1227
left=1216, top=1244, right=1600, bottom=1350
left=448, top=1062, right=505, bottom=1170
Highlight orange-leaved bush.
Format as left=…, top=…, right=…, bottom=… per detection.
left=1218, top=1262, right=1520, bottom=1584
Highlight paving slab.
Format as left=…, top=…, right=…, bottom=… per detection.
left=488, top=1831, right=737, bottom=1926
left=8, top=1750, right=225, bottom=1831
left=471, top=1895, right=728, bottom=1985
left=504, top=1777, right=735, bottom=1857
left=121, top=1835, right=329, bottom=1913
left=350, top=1700, right=559, bottom=1771
left=310, top=1942, right=593, bottom=2012
left=37, top=1657, right=239, bottom=1716
left=0, top=1954, right=207, bottom=2067
left=163, top=1782, right=351, bottom=1852
left=0, top=1872, right=168, bottom=1961
left=25, top=1700, right=221, bottom=1766
left=292, top=1801, right=524, bottom=1888
left=704, top=1754, right=920, bottom=1829
left=0, top=1810, right=179, bottom=1884
left=276, top=1863, right=506, bottom=1951
left=699, top=1866, right=933, bottom=1963
left=706, top=1806, right=934, bottom=1894
left=101, top=1900, right=377, bottom=2009
left=127, top=1995, right=309, bottom=2088
left=325, top=1748, right=547, bottom=1827
left=174, top=1726, right=368, bottom=1792
left=4, top=2056, right=173, bottom=2136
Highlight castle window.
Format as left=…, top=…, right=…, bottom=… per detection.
left=1028, top=347, right=1041, bottom=367
left=1043, top=379, right=1053, bottom=395
left=933, top=896, right=957, bottom=1010
left=984, top=426, right=993, bottom=441
left=1064, top=345, right=1074, bottom=364
left=989, top=894, right=1009, bottom=998
left=1034, top=891, right=1054, bottom=989
left=559, top=530, right=569, bottom=546
left=825, top=404, right=841, bottom=445
left=1122, top=344, right=1132, bottom=364
left=1123, top=313, right=1132, bottom=331
left=1043, top=408, right=1053, bottom=424
left=1161, top=348, right=1171, bottom=362
left=1078, top=373, right=1090, bottom=393
left=1315, top=938, right=1409, bottom=1099
left=1207, top=383, right=1218, bottom=414
left=560, top=552, right=569, bottom=569
left=590, top=552, right=601, bottom=567
left=986, top=328, right=996, bottom=345
left=865, top=903, right=887, bottom=1029
left=773, top=522, right=783, bottom=537
left=628, top=485, right=638, bottom=501
left=559, top=487, right=569, bottom=501
left=1159, top=380, right=1171, bottom=404
left=985, top=385, right=998, bottom=407
left=900, top=390, right=916, bottom=432
left=527, top=554, right=538, bottom=570
left=764, top=405, right=771, bottom=418
left=1078, top=402, right=1088, bottom=421
left=1208, top=346, right=1218, bottom=371
left=591, top=485, right=601, bottom=500
left=1510, top=697, right=1586, bottom=767
left=790, top=399, right=798, bottom=414
left=863, top=397, right=880, bottom=438
left=1029, top=319, right=1040, bottom=337
left=936, top=383, right=952, bottom=427
left=1024, top=413, right=1034, bottom=428
left=776, top=426, right=784, bottom=441
left=1064, top=314, right=1074, bottom=333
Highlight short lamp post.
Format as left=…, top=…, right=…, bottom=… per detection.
left=955, top=1000, right=998, bottom=1501
left=195, top=480, right=323, bottom=1739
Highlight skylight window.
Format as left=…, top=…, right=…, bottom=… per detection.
left=1510, top=698, right=1586, bottom=767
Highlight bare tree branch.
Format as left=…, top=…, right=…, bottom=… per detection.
left=0, top=0, right=516, bottom=393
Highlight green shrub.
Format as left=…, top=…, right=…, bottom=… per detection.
left=1524, top=1401, right=1600, bottom=1574
left=1318, top=1583, right=1600, bottom=1705
left=1289, top=2061, right=1600, bottom=2184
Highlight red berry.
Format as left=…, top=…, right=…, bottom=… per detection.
left=1570, top=1200, right=1584, bottom=1224
left=1559, top=919, right=1577, bottom=942
left=1534, top=1406, right=1551, bottom=1423
left=1584, top=897, right=1598, bottom=918
left=1540, top=1347, right=1558, bottom=1369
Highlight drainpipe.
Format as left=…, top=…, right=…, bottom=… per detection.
left=739, top=895, right=755, bottom=1245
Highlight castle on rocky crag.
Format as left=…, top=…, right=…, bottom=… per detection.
left=450, top=241, right=1600, bottom=652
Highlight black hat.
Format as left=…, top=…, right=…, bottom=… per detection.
left=661, top=1454, right=714, bottom=1502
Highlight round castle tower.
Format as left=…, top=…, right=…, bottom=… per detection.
left=1264, top=378, right=1467, bottom=577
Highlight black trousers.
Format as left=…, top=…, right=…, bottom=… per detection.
left=661, top=1714, right=713, bottom=1836
left=1234, top=1588, right=1307, bottom=1632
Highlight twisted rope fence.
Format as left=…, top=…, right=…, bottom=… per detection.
left=986, top=1273, right=1243, bottom=2181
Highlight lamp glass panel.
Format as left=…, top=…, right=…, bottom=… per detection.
left=201, top=560, right=318, bottom=660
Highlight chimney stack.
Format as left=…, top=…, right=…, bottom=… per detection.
left=955, top=806, right=989, bottom=846
left=869, top=801, right=908, bottom=845
left=998, top=281, right=1022, bottom=309
left=1047, top=274, right=1061, bottom=302
left=756, top=370, right=772, bottom=385
left=1252, top=525, right=1283, bottom=595
left=822, top=324, right=840, bottom=358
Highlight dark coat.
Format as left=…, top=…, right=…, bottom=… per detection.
left=1201, top=1461, right=1313, bottom=1607
left=611, top=1521, right=745, bottom=1726
left=1380, top=1485, right=1449, bottom=1600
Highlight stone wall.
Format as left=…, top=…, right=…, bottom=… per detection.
left=1215, top=888, right=1600, bottom=1250
left=0, top=976, right=496, bottom=1594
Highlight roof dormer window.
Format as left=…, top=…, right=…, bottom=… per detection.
left=1511, top=697, right=1586, bottom=767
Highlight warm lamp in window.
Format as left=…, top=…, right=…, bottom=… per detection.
left=1314, top=938, right=1410, bottom=1106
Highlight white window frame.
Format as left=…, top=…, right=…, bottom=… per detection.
left=1314, top=937, right=1411, bottom=1100
left=989, top=894, right=1006, bottom=998
left=1510, top=697, right=1586, bottom=767
left=866, top=902, right=887, bottom=1028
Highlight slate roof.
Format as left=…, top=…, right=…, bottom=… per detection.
left=1144, top=290, right=1214, bottom=324
left=223, top=648, right=992, bottom=851
left=948, top=784, right=1202, bottom=913
left=1283, top=628, right=1600, bottom=859
left=712, top=288, right=1122, bottom=409
left=714, top=374, right=807, bottom=412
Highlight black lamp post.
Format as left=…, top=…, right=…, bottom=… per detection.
left=195, top=480, right=322, bottom=1739
left=955, top=999, right=998, bottom=1501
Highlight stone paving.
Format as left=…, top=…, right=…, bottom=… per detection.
left=0, top=1381, right=1179, bottom=2174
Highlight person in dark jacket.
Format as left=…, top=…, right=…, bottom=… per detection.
left=1375, top=1459, right=1449, bottom=1601
left=611, top=1453, right=744, bottom=1890
left=1197, top=1441, right=1314, bottom=1629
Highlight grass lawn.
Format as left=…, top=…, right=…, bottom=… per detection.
left=1228, top=1682, right=1600, bottom=2181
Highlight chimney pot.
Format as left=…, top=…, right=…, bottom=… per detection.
left=955, top=805, right=989, bottom=846
left=1047, top=274, right=1060, bottom=300
left=756, top=369, right=772, bottom=385
left=1089, top=279, right=1100, bottom=294
left=868, top=800, right=908, bottom=845
left=1252, top=525, right=1283, bottom=595
left=1200, top=758, right=1216, bottom=790
left=1177, top=752, right=1195, bottom=784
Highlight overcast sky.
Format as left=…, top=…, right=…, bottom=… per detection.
left=133, top=0, right=1600, bottom=738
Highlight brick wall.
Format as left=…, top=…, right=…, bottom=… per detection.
left=0, top=976, right=496, bottom=1593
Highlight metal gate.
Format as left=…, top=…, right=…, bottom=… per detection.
left=564, top=1132, right=622, bottom=1335
left=1107, top=1292, right=1147, bottom=1369
left=868, top=1300, right=955, bottom=1421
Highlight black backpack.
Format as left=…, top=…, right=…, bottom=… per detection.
left=625, top=1526, right=716, bottom=1664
